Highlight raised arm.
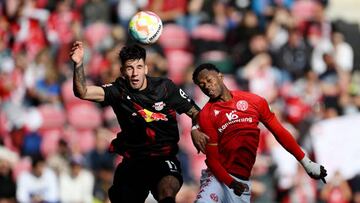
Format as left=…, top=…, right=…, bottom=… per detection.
left=70, top=41, right=105, bottom=102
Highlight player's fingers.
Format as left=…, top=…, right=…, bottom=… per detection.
left=73, top=41, right=81, bottom=46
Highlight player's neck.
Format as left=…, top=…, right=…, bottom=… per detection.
left=139, top=77, right=148, bottom=91
left=218, top=89, right=232, bottom=102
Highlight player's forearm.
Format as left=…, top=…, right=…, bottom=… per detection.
left=205, top=146, right=234, bottom=186
left=266, top=117, right=305, bottom=160
left=73, top=63, right=88, bottom=99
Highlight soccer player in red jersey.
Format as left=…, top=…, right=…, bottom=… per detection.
left=192, top=63, right=327, bottom=202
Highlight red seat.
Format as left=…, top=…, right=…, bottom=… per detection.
left=38, top=105, right=66, bottom=131
left=40, top=129, right=62, bottom=157
left=61, top=79, right=92, bottom=108
left=158, top=24, right=189, bottom=52
left=191, top=24, right=225, bottom=42
left=67, top=103, right=102, bottom=130
left=64, top=128, right=95, bottom=153
left=166, top=50, right=193, bottom=85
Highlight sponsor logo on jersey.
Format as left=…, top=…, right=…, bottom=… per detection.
left=153, top=101, right=166, bottom=111
left=225, top=110, right=238, bottom=121
left=236, top=100, right=248, bottom=111
left=218, top=113, right=253, bottom=133
left=138, top=108, right=168, bottom=122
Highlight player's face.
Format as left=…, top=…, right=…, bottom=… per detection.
left=196, top=69, right=224, bottom=99
left=122, top=59, right=148, bottom=90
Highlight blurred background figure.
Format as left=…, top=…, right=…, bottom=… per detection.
left=16, top=155, right=59, bottom=203
left=320, top=171, right=352, bottom=203
left=59, top=154, right=94, bottom=203
left=0, top=142, right=18, bottom=203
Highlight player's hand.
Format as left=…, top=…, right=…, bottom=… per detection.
left=229, top=180, right=249, bottom=196
left=70, top=41, right=84, bottom=67
left=191, top=129, right=209, bottom=154
left=300, top=156, right=328, bottom=183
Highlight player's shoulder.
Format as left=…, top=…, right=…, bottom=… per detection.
left=148, top=76, right=174, bottom=87
left=232, top=90, right=265, bottom=102
left=199, top=103, right=213, bottom=117
left=102, top=77, right=124, bottom=88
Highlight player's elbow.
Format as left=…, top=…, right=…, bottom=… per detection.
left=73, top=88, right=87, bottom=99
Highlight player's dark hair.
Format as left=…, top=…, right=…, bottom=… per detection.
left=119, top=44, right=146, bottom=65
left=192, top=63, right=220, bottom=84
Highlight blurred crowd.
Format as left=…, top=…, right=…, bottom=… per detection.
left=1, top=0, right=360, bottom=202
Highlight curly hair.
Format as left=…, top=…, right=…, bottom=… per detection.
left=192, top=63, right=220, bottom=84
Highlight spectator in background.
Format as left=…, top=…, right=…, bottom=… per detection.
left=147, top=0, right=187, bottom=24
left=319, top=53, right=342, bottom=117
left=275, top=28, right=312, bottom=81
left=83, top=0, right=111, bottom=26
left=320, top=171, right=352, bottom=203
left=47, top=139, right=71, bottom=175
left=59, top=155, right=94, bottom=203
left=237, top=53, right=283, bottom=103
left=331, top=31, right=354, bottom=73
left=26, top=53, right=62, bottom=106
left=47, top=0, right=81, bottom=65
left=0, top=144, right=18, bottom=203
left=16, top=155, right=59, bottom=203
left=85, top=128, right=115, bottom=173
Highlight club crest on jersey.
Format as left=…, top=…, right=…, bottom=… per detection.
left=153, top=101, right=166, bottom=111
left=236, top=100, right=248, bottom=111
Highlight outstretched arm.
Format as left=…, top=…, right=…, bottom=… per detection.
left=260, top=98, right=327, bottom=183
left=70, top=41, right=105, bottom=102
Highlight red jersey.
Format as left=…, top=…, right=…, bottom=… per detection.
left=198, top=91, right=305, bottom=186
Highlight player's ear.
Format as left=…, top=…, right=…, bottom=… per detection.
left=120, top=66, right=125, bottom=75
left=144, top=65, right=149, bottom=75
left=218, top=72, right=224, bottom=81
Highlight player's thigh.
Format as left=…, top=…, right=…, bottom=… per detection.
left=222, top=179, right=251, bottom=203
left=109, top=160, right=149, bottom=202
left=195, top=169, right=224, bottom=203
left=151, top=157, right=183, bottom=200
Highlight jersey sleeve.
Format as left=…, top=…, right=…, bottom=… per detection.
left=100, top=82, right=118, bottom=106
left=258, top=97, right=305, bottom=161
left=166, top=79, right=197, bottom=114
left=198, top=108, right=234, bottom=186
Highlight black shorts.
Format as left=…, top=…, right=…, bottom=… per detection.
left=108, top=156, right=183, bottom=203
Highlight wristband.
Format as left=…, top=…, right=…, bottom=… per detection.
left=191, top=124, right=199, bottom=130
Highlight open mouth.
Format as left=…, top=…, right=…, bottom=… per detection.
left=131, top=79, right=139, bottom=85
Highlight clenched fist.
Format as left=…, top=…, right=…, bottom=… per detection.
left=70, top=41, right=84, bottom=67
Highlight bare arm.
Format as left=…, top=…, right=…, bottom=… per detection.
left=70, top=41, right=105, bottom=102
